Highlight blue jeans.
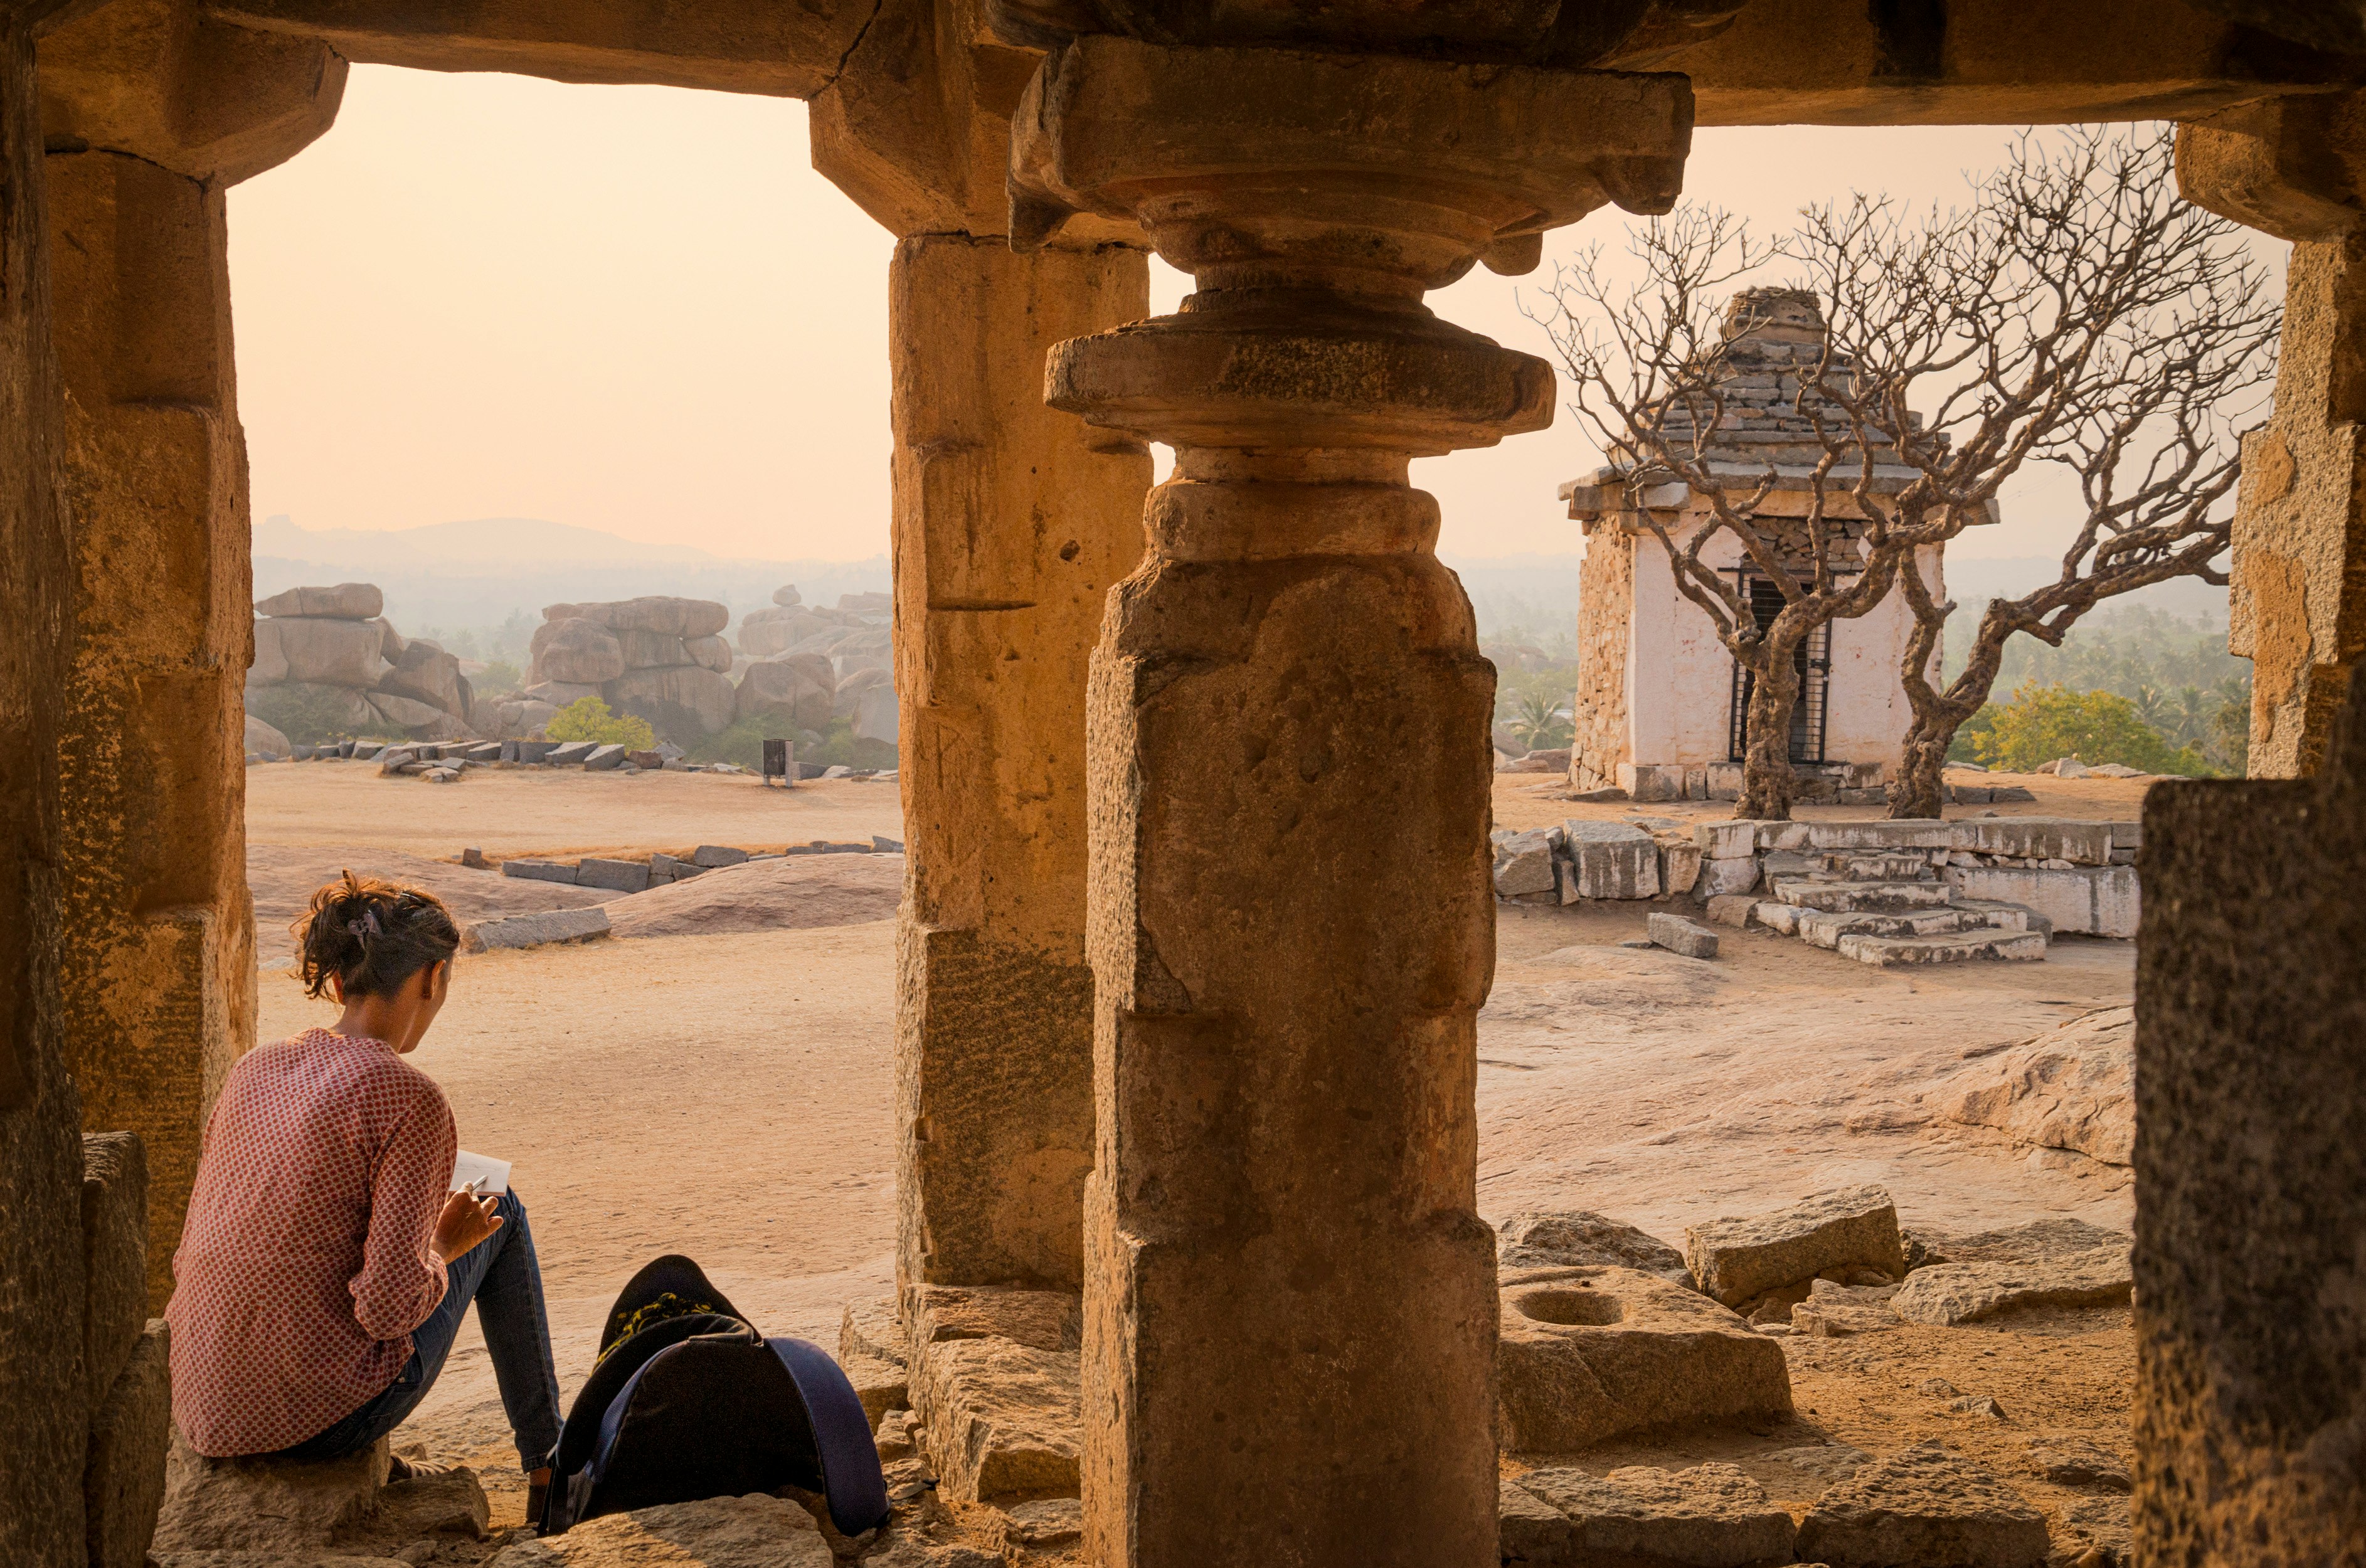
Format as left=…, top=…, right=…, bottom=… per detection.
left=275, top=1189, right=563, bottom=1471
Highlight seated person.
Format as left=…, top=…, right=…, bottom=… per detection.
left=167, top=872, right=561, bottom=1520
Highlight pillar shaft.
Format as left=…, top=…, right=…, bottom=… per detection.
left=1006, top=37, right=1692, bottom=1565
left=2231, top=231, right=2366, bottom=776
left=0, top=16, right=93, bottom=1567
left=891, top=233, right=1150, bottom=1293
left=46, top=149, right=254, bottom=1314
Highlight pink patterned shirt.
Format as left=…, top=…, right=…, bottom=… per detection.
left=167, top=1027, right=455, bottom=1456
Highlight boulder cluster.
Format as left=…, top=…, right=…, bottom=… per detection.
left=733, top=585, right=897, bottom=743
left=520, top=595, right=737, bottom=740
left=247, top=583, right=476, bottom=740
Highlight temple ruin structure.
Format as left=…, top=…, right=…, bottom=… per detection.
left=4, top=2, right=2364, bottom=1565
left=1559, top=290, right=1973, bottom=800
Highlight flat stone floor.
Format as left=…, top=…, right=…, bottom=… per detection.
left=242, top=766, right=2146, bottom=1549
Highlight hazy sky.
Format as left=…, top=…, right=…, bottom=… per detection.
left=228, top=68, right=2286, bottom=565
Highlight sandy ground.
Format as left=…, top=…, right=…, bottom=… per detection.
left=1490, top=765, right=2156, bottom=833
left=244, top=763, right=2145, bottom=1547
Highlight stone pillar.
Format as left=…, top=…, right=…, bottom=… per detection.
left=1006, top=40, right=1690, bottom=1565
left=2133, top=675, right=2366, bottom=1561
left=37, top=0, right=341, bottom=1311
left=889, top=233, right=1150, bottom=1291
left=45, top=149, right=255, bottom=1315
left=2178, top=96, right=2366, bottom=777
left=0, top=12, right=93, bottom=1565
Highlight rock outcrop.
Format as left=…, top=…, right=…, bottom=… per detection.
left=245, top=583, right=477, bottom=741
left=1922, top=1006, right=2133, bottom=1167
left=524, top=598, right=735, bottom=744
left=731, top=585, right=899, bottom=743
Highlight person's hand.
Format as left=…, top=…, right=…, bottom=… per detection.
left=431, top=1189, right=503, bottom=1264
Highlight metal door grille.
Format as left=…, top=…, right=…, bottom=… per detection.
left=1727, top=573, right=1832, bottom=765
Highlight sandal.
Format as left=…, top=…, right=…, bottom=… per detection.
left=524, top=1467, right=552, bottom=1532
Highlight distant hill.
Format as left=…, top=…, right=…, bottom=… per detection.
left=252, top=515, right=890, bottom=637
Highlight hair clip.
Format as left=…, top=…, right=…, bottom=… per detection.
left=346, top=909, right=382, bottom=938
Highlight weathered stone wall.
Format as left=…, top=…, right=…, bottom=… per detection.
left=889, top=233, right=1149, bottom=1293
left=1568, top=524, right=1631, bottom=792
left=2133, top=679, right=2366, bottom=1562
left=2229, top=235, right=2366, bottom=778
left=47, top=147, right=258, bottom=1316
left=0, top=12, right=95, bottom=1565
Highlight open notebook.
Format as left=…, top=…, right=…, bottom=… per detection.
left=451, top=1150, right=512, bottom=1196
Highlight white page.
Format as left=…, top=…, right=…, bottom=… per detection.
left=450, top=1150, right=511, bottom=1196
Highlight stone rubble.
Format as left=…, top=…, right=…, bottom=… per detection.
left=1495, top=1211, right=1694, bottom=1286
left=482, top=1492, right=832, bottom=1567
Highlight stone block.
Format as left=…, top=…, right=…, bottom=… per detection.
left=1619, top=762, right=1688, bottom=803
left=1948, top=817, right=2114, bottom=865
left=1517, top=1463, right=1798, bottom=1566
left=85, top=1319, right=171, bottom=1568
left=1704, top=763, right=1743, bottom=801
left=154, top=1431, right=390, bottom=1553
left=1562, top=820, right=1658, bottom=899
left=1795, top=1441, right=2049, bottom=1568
left=691, top=844, right=750, bottom=868
left=544, top=741, right=597, bottom=765
left=1805, top=820, right=1953, bottom=850
left=1495, top=1212, right=1691, bottom=1285
left=462, top=907, right=612, bottom=953
left=1658, top=840, right=1702, bottom=897
left=82, top=1131, right=148, bottom=1412
left=500, top=859, right=578, bottom=885
left=839, top=1296, right=910, bottom=1425
left=1702, top=894, right=1758, bottom=929
left=1647, top=912, right=1719, bottom=960
left=512, top=739, right=558, bottom=763
left=1682, top=765, right=1708, bottom=800
left=1684, top=1186, right=1904, bottom=1308
left=907, top=1286, right=1081, bottom=1503
left=1790, top=1279, right=1901, bottom=1338
left=1942, top=866, right=2139, bottom=938
left=1495, top=1266, right=1792, bottom=1452
left=1696, top=856, right=1760, bottom=898
left=1499, top=1478, right=1575, bottom=1565
left=573, top=858, right=649, bottom=893
left=1889, top=1247, right=2131, bottom=1326
left=582, top=744, right=627, bottom=771
left=266, top=617, right=388, bottom=687
left=478, top=1491, right=830, bottom=1567
left=1492, top=827, right=1558, bottom=898
left=1691, top=820, right=1763, bottom=859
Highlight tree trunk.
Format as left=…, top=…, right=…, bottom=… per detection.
left=1886, top=721, right=1953, bottom=818
left=1734, top=649, right=1801, bottom=820
left=1889, top=598, right=2011, bottom=820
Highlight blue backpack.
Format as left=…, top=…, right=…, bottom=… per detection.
left=538, top=1254, right=889, bottom=1539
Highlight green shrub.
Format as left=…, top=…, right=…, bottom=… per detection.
left=1969, top=682, right=2213, bottom=776
left=475, top=659, right=524, bottom=698
left=544, top=696, right=655, bottom=750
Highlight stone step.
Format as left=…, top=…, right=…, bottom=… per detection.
left=1815, top=851, right=1938, bottom=883
left=1834, top=930, right=2050, bottom=967
left=1794, top=908, right=1993, bottom=949
left=1771, top=877, right=1955, bottom=913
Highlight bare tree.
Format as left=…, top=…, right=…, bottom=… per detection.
left=1534, top=124, right=2276, bottom=822
left=1784, top=127, right=2277, bottom=816
left=1533, top=213, right=1930, bottom=820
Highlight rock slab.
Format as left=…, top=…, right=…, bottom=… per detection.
left=1648, top=912, right=1720, bottom=959
left=1795, top=1441, right=2050, bottom=1568
left=1495, top=1210, right=1692, bottom=1286
left=464, top=907, right=613, bottom=953
left=153, top=1432, right=390, bottom=1552
left=484, top=1493, right=830, bottom=1567
left=1889, top=1246, right=2131, bottom=1326
left=1519, top=1462, right=1798, bottom=1566
left=85, top=1319, right=171, bottom=1568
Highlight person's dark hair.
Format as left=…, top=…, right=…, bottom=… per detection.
left=295, top=871, right=461, bottom=1000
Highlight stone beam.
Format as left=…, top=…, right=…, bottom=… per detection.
left=1, top=9, right=95, bottom=1567
left=1011, top=38, right=1690, bottom=1564
left=2180, top=95, right=2366, bottom=778
left=40, top=0, right=342, bottom=182
left=813, top=0, right=1147, bottom=1300
left=2134, top=678, right=2366, bottom=1560
left=205, top=0, right=878, bottom=95
left=1632, top=0, right=2364, bottom=127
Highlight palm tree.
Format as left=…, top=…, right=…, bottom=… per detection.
left=2175, top=686, right=2210, bottom=748
left=1511, top=689, right=1573, bottom=753
left=2133, top=683, right=2168, bottom=733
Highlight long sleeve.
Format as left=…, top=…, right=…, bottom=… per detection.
left=351, top=1090, right=456, bottom=1342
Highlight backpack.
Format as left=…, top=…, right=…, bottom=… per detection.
left=538, top=1254, right=890, bottom=1539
